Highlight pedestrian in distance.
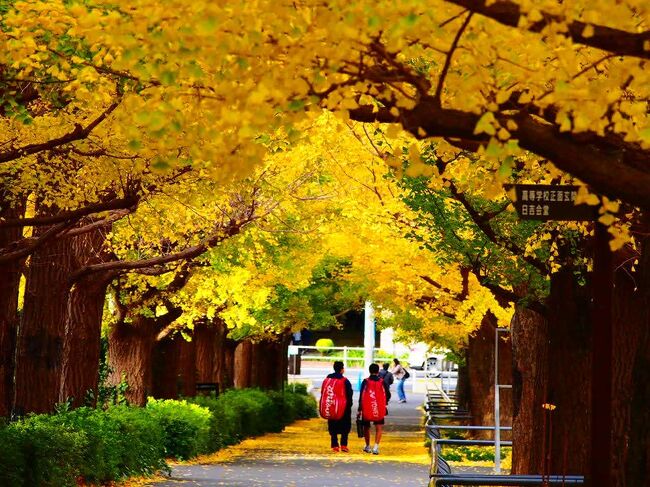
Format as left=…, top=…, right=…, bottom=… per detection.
left=378, top=362, right=394, bottom=402
left=319, top=361, right=353, bottom=452
left=358, top=363, right=389, bottom=455
left=391, top=358, right=409, bottom=403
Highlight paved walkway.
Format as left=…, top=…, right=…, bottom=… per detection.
left=150, top=392, right=429, bottom=487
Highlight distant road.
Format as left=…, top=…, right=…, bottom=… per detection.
left=289, top=361, right=457, bottom=392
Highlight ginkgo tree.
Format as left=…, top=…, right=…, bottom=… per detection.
left=2, top=1, right=650, bottom=484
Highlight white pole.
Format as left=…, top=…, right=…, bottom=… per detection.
left=364, top=301, right=375, bottom=372
left=445, top=362, right=451, bottom=396
left=494, top=327, right=505, bottom=474
left=343, top=346, right=348, bottom=369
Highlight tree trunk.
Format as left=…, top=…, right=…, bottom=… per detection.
left=152, top=335, right=181, bottom=399
left=152, top=333, right=196, bottom=399
left=465, top=313, right=513, bottom=439
left=108, top=316, right=157, bottom=406
left=13, top=229, right=75, bottom=415
left=59, top=275, right=109, bottom=407
left=511, top=306, right=548, bottom=474
left=277, top=333, right=290, bottom=388
left=545, top=269, right=592, bottom=477
left=196, top=318, right=235, bottom=393
left=220, top=334, right=237, bottom=391
left=195, top=320, right=217, bottom=384
left=612, top=214, right=650, bottom=487
left=59, top=229, right=110, bottom=408
left=233, top=340, right=252, bottom=389
left=511, top=270, right=591, bottom=476
left=0, top=198, right=26, bottom=417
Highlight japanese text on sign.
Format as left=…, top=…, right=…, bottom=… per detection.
left=512, top=184, right=596, bottom=221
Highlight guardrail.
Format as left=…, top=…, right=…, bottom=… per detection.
left=425, top=385, right=584, bottom=486
left=430, top=475, right=584, bottom=486
left=289, top=345, right=387, bottom=369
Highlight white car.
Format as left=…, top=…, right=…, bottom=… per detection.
left=408, top=346, right=441, bottom=376
left=409, top=349, right=458, bottom=378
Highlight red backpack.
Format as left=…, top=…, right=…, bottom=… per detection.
left=360, top=377, right=386, bottom=422
left=319, top=377, right=347, bottom=420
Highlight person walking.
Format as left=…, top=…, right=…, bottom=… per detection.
left=358, top=363, right=390, bottom=455
left=391, top=358, right=408, bottom=403
left=378, top=363, right=394, bottom=402
left=320, top=361, right=353, bottom=452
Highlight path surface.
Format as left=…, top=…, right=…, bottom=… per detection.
left=151, top=392, right=429, bottom=487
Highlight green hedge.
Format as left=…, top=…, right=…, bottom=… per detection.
left=0, top=387, right=316, bottom=487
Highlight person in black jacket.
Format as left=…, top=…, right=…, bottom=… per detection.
left=324, top=361, right=353, bottom=452
left=358, top=363, right=390, bottom=455
left=378, top=363, right=394, bottom=402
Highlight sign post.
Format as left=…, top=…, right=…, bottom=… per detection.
left=512, top=184, right=610, bottom=487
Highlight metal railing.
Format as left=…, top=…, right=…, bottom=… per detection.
left=288, top=345, right=386, bottom=369
left=430, top=475, right=584, bottom=486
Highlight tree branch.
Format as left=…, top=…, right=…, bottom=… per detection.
left=448, top=181, right=547, bottom=274
left=433, top=11, right=473, bottom=106
left=349, top=96, right=650, bottom=210
left=0, top=100, right=120, bottom=164
left=69, top=217, right=251, bottom=282
left=444, top=0, right=650, bottom=60
left=64, top=209, right=133, bottom=237
left=0, top=195, right=138, bottom=228
left=0, top=220, right=76, bottom=264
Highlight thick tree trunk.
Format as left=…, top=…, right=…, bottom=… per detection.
left=0, top=199, right=26, bottom=417
left=545, top=270, right=592, bottom=476
left=59, top=276, right=109, bottom=407
left=511, top=270, right=591, bottom=476
left=195, top=320, right=217, bottom=384
left=612, top=214, right=650, bottom=487
left=511, top=306, right=548, bottom=474
left=195, top=318, right=235, bottom=393
left=108, top=316, right=157, bottom=406
left=13, top=230, right=74, bottom=414
left=152, top=333, right=196, bottom=399
left=277, top=333, right=290, bottom=388
left=178, top=335, right=196, bottom=396
left=220, top=334, right=237, bottom=391
left=233, top=340, right=253, bottom=389
left=59, top=229, right=109, bottom=408
left=465, top=313, right=513, bottom=439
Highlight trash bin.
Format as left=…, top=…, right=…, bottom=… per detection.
left=288, top=354, right=301, bottom=375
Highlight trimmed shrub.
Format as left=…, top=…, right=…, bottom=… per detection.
left=0, top=387, right=317, bottom=486
left=103, top=405, right=167, bottom=477
left=9, top=417, right=86, bottom=487
left=0, top=426, right=26, bottom=486
left=286, top=382, right=308, bottom=395
left=146, top=398, right=211, bottom=459
left=315, top=338, right=334, bottom=353
left=41, top=407, right=124, bottom=483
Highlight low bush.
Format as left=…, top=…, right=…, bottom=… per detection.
left=0, top=426, right=26, bottom=486
left=0, top=387, right=317, bottom=486
left=103, top=405, right=168, bottom=477
left=1, top=417, right=86, bottom=487
left=146, top=398, right=211, bottom=459
left=443, top=445, right=511, bottom=463
left=315, top=338, right=334, bottom=353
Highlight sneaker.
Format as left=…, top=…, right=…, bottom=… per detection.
left=363, top=445, right=372, bottom=453
left=372, top=445, right=380, bottom=455
left=332, top=447, right=340, bottom=452
left=341, top=446, right=349, bottom=453
left=399, top=399, right=407, bottom=403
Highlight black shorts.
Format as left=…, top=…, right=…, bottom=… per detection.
left=360, top=418, right=385, bottom=426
